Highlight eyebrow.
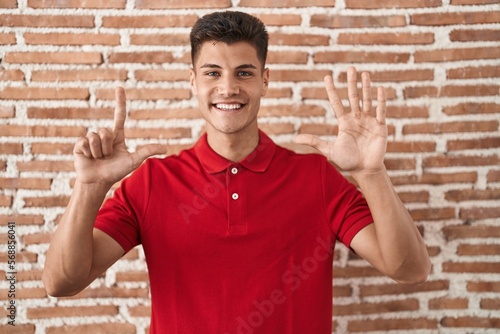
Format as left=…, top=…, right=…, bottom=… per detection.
left=200, top=63, right=258, bottom=70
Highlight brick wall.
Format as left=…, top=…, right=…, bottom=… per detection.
left=0, top=0, right=499, bottom=333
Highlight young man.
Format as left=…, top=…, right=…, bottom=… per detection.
left=43, top=11, right=431, bottom=333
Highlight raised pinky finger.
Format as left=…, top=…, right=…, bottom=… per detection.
left=376, top=87, right=386, bottom=125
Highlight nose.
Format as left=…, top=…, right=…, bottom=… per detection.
left=217, top=75, right=239, bottom=97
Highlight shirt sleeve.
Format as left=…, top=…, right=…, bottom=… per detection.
left=321, top=158, right=374, bottom=248
left=94, top=160, right=152, bottom=253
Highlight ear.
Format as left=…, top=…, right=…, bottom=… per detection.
left=189, top=68, right=197, bottom=96
left=261, top=68, right=270, bottom=97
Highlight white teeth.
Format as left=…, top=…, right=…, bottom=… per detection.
left=215, top=103, right=242, bottom=111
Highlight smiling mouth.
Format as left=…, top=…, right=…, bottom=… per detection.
left=213, top=103, right=245, bottom=111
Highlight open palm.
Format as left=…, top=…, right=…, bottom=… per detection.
left=295, top=67, right=388, bottom=175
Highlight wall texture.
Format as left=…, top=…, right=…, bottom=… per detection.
left=0, top=0, right=499, bottom=333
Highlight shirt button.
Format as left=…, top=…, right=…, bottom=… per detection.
left=232, top=193, right=239, bottom=200
left=231, top=167, right=238, bottom=175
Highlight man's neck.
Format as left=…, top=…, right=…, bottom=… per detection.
left=206, top=127, right=260, bottom=162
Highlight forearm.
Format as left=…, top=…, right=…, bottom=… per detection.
left=353, top=168, right=431, bottom=283
left=43, top=181, right=110, bottom=296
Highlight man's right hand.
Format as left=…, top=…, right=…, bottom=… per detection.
left=73, top=87, right=166, bottom=186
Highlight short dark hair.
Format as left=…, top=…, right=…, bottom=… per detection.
left=190, top=11, right=269, bottom=68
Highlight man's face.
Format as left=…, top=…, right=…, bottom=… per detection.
left=190, top=41, right=269, bottom=137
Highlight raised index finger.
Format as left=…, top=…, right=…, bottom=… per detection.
left=113, top=86, right=127, bottom=133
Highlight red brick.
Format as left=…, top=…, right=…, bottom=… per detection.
left=95, top=88, right=190, bottom=101
left=403, top=121, right=499, bottom=134
left=260, top=105, right=325, bottom=117
left=24, top=32, right=120, bottom=45
left=0, top=0, right=17, bottom=8
left=23, top=195, right=70, bottom=208
left=487, top=170, right=500, bottom=182
left=424, top=155, right=499, bottom=168
left=126, top=127, right=191, bottom=140
left=32, top=69, right=126, bottom=82
left=0, top=106, right=15, bottom=118
left=115, top=271, right=149, bottom=282
left=102, top=15, right=197, bottom=28
left=334, top=266, right=382, bottom=279
left=270, top=33, right=329, bottom=46
left=348, top=318, right=438, bottom=332
left=0, top=324, right=35, bottom=334
left=457, top=244, right=500, bottom=256
left=448, top=137, right=500, bottom=151
left=257, top=14, right=302, bottom=26
left=129, top=305, right=151, bottom=317
left=28, top=107, right=114, bottom=119
left=339, top=69, right=434, bottom=82
left=391, top=172, right=477, bottom=186
left=31, top=142, right=73, bottom=155
left=0, top=32, right=16, bottom=44
left=109, top=51, right=173, bottom=64
left=268, top=51, right=308, bottom=64
left=314, top=51, right=410, bottom=64
left=338, top=32, right=434, bottom=45
left=446, top=188, right=500, bottom=202
left=468, top=281, right=500, bottom=292
left=412, top=11, right=500, bottom=25
left=387, top=141, right=436, bottom=153
left=384, top=158, right=416, bottom=170
left=399, top=191, right=429, bottom=203
left=0, top=251, right=37, bottom=263
left=442, top=225, right=500, bottom=240
left=4, top=52, right=102, bottom=64
left=410, top=207, right=456, bottom=221
left=130, top=33, right=189, bottom=46
left=346, top=0, right=441, bottom=8
left=0, top=215, right=44, bottom=225
left=0, top=125, right=86, bottom=137
left=46, top=323, right=136, bottom=334
left=0, top=14, right=94, bottom=27
left=450, top=29, right=500, bottom=42
left=22, top=232, right=51, bottom=245
left=16, top=161, right=74, bottom=172
left=28, top=305, right=119, bottom=318
left=240, top=0, right=333, bottom=6
left=311, top=15, right=406, bottom=28
left=441, top=316, right=500, bottom=329
left=480, top=298, right=500, bottom=310
left=135, top=69, right=189, bottom=82
left=0, top=69, right=24, bottom=81
left=301, top=86, right=396, bottom=101
left=452, top=0, right=498, bottom=3
left=415, top=47, right=500, bottom=62
left=298, top=124, right=337, bottom=136
left=0, top=178, right=51, bottom=190
left=335, top=299, right=419, bottom=316
left=404, top=85, right=499, bottom=98
left=460, top=207, right=500, bottom=220
left=28, top=0, right=125, bottom=8
left=265, top=87, right=293, bottom=98
left=70, top=287, right=149, bottom=299
left=136, top=0, right=230, bottom=8
left=429, top=297, right=468, bottom=310
left=447, top=65, right=500, bottom=79
left=443, top=102, right=500, bottom=115
left=130, top=108, right=200, bottom=120
left=0, top=195, right=12, bottom=207
left=443, top=262, right=500, bottom=273
left=0, top=143, right=23, bottom=154
left=270, top=69, right=331, bottom=82
left=360, top=280, right=449, bottom=297
left=259, top=123, right=294, bottom=135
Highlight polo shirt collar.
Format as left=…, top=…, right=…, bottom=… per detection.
left=194, top=130, right=276, bottom=174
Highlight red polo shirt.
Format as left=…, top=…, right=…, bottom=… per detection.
left=95, top=130, right=373, bottom=334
